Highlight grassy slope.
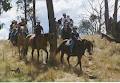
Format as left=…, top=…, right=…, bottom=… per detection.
left=0, top=35, right=120, bottom=82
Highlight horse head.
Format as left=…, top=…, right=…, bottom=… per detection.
left=82, top=39, right=94, bottom=55
left=17, top=25, right=27, bottom=37
left=44, top=33, right=56, bottom=41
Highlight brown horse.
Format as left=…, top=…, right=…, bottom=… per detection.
left=10, top=26, right=27, bottom=59
left=24, top=33, right=49, bottom=63
left=55, top=39, right=93, bottom=71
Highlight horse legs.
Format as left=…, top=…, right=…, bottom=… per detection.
left=75, top=57, right=80, bottom=67
left=78, top=56, right=82, bottom=71
left=75, top=62, right=79, bottom=67
left=31, top=49, right=34, bottom=60
left=61, top=52, right=64, bottom=64
left=37, top=49, right=39, bottom=62
left=79, top=59, right=82, bottom=71
left=75, top=56, right=82, bottom=71
left=67, top=56, right=71, bottom=67
left=44, top=49, right=49, bottom=63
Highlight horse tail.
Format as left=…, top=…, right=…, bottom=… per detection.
left=55, top=45, right=62, bottom=54
left=55, top=40, right=66, bottom=55
left=24, top=43, right=28, bottom=56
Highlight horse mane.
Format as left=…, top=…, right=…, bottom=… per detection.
left=81, top=39, right=92, bottom=43
left=81, top=39, right=94, bottom=48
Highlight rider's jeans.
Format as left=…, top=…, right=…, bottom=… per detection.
left=70, top=39, right=74, bottom=53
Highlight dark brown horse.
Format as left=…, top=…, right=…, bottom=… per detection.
left=24, top=33, right=49, bottom=63
left=55, top=39, right=93, bottom=71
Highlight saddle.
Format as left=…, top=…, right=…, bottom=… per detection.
left=65, top=38, right=80, bottom=54
left=65, top=39, right=72, bottom=46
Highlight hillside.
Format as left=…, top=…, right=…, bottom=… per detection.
left=0, top=35, right=120, bottom=82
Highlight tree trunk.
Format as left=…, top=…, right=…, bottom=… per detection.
left=46, top=0, right=57, bottom=64
left=113, top=0, right=118, bottom=37
left=24, top=0, right=27, bottom=21
left=113, top=0, right=118, bottom=22
left=33, top=0, right=36, bottom=33
left=98, top=5, right=102, bottom=34
left=104, top=0, right=110, bottom=34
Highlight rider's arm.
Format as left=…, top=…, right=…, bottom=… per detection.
left=9, top=25, right=12, bottom=31
left=42, top=29, right=44, bottom=34
left=41, top=26, right=44, bottom=34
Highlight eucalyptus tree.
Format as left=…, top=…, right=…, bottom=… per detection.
left=0, top=0, right=12, bottom=29
left=46, top=0, right=57, bottom=63
left=0, top=0, right=12, bottom=14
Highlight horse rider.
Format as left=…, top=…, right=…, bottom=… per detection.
left=8, top=20, right=15, bottom=40
left=8, top=20, right=18, bottom=40
left=56, top=18, right=61, bottom=35
left=69, top=19, right=74, bottom=29
left=61, top=13, right=68, bottom=28
left=18, top=18, right=28, bottom=36
left=34, top=22, right=44, bottom=36
left=54, top=18, right=60, bottom=37
left=61, top=21, right=68, bottom=34
left=66, top=27, right=80, bottom=54
left=66, top=15, right=73, bottom=29
left=58, top=13, right=67, bottom=37
left=66, top=15, right=71, bottom=24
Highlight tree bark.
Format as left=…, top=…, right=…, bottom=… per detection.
left=46, top=0, right=57, bottom=64
left=104, top=0, right=110, bottom=34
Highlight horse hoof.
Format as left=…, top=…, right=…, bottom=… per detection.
left=89, top=75, right=97, bottom=79
left=77, top=70, right=83, bottom=77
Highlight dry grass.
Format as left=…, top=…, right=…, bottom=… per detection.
left=0, top=35, right=120, bottom=82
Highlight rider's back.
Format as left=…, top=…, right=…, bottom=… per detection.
left=35, top=25, right=43, bottom=36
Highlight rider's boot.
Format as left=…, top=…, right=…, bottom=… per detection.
left=69, top=40, right=74, bottom=55
left=8, top=33, right=11, bottom=40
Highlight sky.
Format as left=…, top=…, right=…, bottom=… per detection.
left=0, top=0, right=119, bottom=40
